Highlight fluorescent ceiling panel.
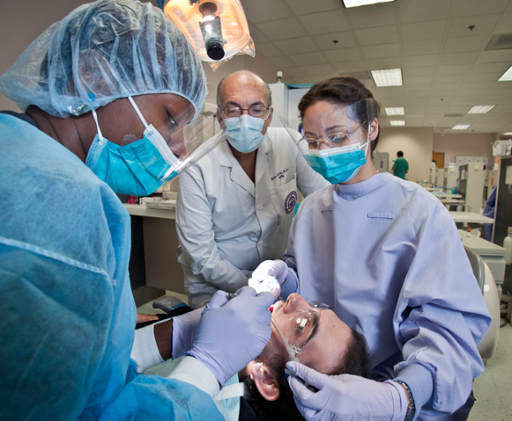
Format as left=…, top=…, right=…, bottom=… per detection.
left=385, top=107, right=405, bottom=115
left=498, top=65, right=512, bottom=81
left=343, top=0, right=395, bottom=8
left=390, top=120, right=405, bottom=126
left=504, top=132, right=512, bottom=135
left=468, top=105, right=495, bottom=114
left=452, top=125, right=470, bottom=130
left=371, top=68, right=403, bottom=87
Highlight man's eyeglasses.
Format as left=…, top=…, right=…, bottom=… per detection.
left=222, top=104, right=270, bottom=119
left=272, top=302, right=330, bottom=361
left=301, top=123, right=364, bottom=149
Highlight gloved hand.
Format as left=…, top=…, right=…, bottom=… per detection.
left=286, top=361, right=408, bottom=421
left=251, top=259, right=289, bottom=286
left=188, top=287, right=274, bottom=386
left=171, top=308, right=203, bottom=359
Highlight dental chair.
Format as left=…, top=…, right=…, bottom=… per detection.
left=464, top=246, right=500, bottom=363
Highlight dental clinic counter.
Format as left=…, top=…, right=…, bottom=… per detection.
left=124, top=203, right=183, bottom=306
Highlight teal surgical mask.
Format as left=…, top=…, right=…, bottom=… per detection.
left=305, top=141, right=369, bottom=184
left=85, top=97, right=179, bottom=196
left=224, top=114, right=265, bottom=153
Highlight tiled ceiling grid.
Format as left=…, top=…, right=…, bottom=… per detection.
left=240, top=0, right=512, bottom=134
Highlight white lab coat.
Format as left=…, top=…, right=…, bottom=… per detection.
left=176, top=127, right=328, bottom=308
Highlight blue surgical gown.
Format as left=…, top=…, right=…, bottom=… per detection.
left=284, top=173, right=491, bottom=419
left=0, top=114, right=223, bottom=421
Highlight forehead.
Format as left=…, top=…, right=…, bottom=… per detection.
left=135, top=93, right=195, bottom=124
left=302, top=101, right=358, bottom=133
left=220, top=73, right=268, bottom=105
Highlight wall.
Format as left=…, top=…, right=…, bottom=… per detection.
left=433, top=133, right=496, bottom=165
left=378, top=127, right=434, bottom=183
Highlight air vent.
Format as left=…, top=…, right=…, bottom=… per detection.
left=338, top=71, right=372, bottom=81
left=444, top=113, right=464, bottom=117
left=485, top=34, right=512, bottom=51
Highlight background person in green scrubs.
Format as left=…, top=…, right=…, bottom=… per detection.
left=392, top=150, right=409, bottom=179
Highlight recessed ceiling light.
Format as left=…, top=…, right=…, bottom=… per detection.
left=371, top=68, right=403, bottom=87
left=385, top=107, right=405, bottom=115
left=390, top=120, right=405, bottom=126
left=342, top=0, right=395, bottom=7
left=498, top=65, right=512, bottom=81
left=452, top=125, right=470, bottom=130
left=468, top=105, right=495, bottom=114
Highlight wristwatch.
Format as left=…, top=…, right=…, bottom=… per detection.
left=396, top=381, right=415, bottom=421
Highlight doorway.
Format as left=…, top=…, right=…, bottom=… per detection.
left=432, top=152, right=445, bottom=168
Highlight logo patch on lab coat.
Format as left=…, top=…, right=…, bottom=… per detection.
left=285, top=191, right=298, bottom=214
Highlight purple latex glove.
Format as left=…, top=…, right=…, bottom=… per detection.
left=171, top=308, right=203, bottom=359
left=287, top=361, right=408, bottom=421
left=188, top=287, right=274, bottom=386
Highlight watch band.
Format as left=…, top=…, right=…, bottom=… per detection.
left=396, top=381, right=415, bottom=421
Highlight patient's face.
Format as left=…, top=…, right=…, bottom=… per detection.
left=261, top=293, right=352, bottom=375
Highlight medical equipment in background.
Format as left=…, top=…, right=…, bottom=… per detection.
left=372, top=151, right=389, bottom=173
left=487, top=169, right=499, bottom=199
left=458, top=163, right=485, bottom=213
left=446, top=165, right=459, bottom=189
left=157, top=0, right=255, bottom=70
left=493, top=156, right=512, bottom=296
left=269, top=81, right=312, bottom=132
left=436, top=168, right=445, bottom=187
left=464, top=246, right=500, bottom=363
left=429, top=167, right=437, bottom=185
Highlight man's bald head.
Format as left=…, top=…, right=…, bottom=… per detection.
left=216, top=70, right=272, bottom=108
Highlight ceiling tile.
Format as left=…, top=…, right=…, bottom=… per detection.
left=434, top=74, right=467, bottom=84
left=255, top=18, right=305, bottom=40
left=354, top=25, right=399, bottom=46
left=400, top=20, right=448, bottom=42
left=274, top=37, right=318, bottom=54
left=302, top=63, right=336, bottom=76
left=436, top=64, right=473, bottom=75
left=446, top=14, right=502, bottom=37
left=312, top=32, right=358, bottom=50
left=247, top=24, right=270, bottom=44
left=298, top=10, right=350, bottom=35
left=494, top=8, right=512, bottom=32
left=282, top=66, right=306, bottom=77
left=255, top=42, right=284, bottom=58
left=404, top=75, right=434, bottom=85
left=324, top=47, right=364, bottom=63
left=242, top=0, right=293, bottom=24
left=365, top=57, right=402, bottom=69
left=269, top=55, right=296, bottom=69
left=403, top=67, right=437, bottom=77
left=478, top=50, right=512, bottom=63
left=471, top=62, right=511, bottom=74
left=402, top=39, right=444, bottom=56
left=399, top=0, right=454, bottom=24
left=362, top=43, right=400, bottom=59
left=345, top=2, right=398, bottom=28
left=284, top=0, right=341, bottom=15
left=331, top=61, right=367, bottom=73
left=451, top=0, right=510, bottom=18
left=438, top=51, right=480, bottom=65
left=402, top=55, right=439, bottom=67
left=289, top=51, right=328, bottom=66
left=443, top=35, right=489, bottom=53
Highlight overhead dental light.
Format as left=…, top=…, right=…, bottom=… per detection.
left=157, top=0, right=255, bottom=69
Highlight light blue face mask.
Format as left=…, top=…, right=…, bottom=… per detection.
left=224, top=114, right=265, bottom=153
left=305, top=142, right=368, bottom=184
left=85, top=97, right=179, bottom=196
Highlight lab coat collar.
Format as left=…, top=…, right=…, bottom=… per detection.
left=255, top=133, right=272, bottom=185
left=334, top=172, right=393, bottom=202
left=218, top=133, right=256, bottom=196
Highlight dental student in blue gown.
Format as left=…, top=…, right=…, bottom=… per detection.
left=0, top=1, right=274, bottom=420
left=252, top=77, right=491, bottom=421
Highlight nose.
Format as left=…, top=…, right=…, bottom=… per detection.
left=318, top=141, right=331, bottom=151
left=169, top=127, right=186, bottom=159
left=283, top=293, right=308, bottom=314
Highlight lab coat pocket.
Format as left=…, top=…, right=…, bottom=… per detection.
left=269, top=177, right=298, bottom=219
left=367, top=212, right=394, bottom=219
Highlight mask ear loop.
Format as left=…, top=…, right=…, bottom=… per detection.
left=128, top=97, right=149, bottom=129
left=91, top=109, right=104, bottom=141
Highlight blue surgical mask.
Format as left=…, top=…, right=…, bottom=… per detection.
left=305, top=142, right=368, bottom=184
left=224, top=115, right=265, bottom=153
left=85, top=97, right=179, bottom=196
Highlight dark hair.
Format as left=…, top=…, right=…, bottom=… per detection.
left=298, top=77, right=381, bottom=152
left=243, top=328, right=372, bottom=421
left=397, top=151, right=404, bottom=157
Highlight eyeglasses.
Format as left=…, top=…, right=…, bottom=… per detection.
left=271, top=302, right=330, bottom=361
left=222, top=104, right=270, bottom=119
left=301, top=123, right=364, bottom=149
